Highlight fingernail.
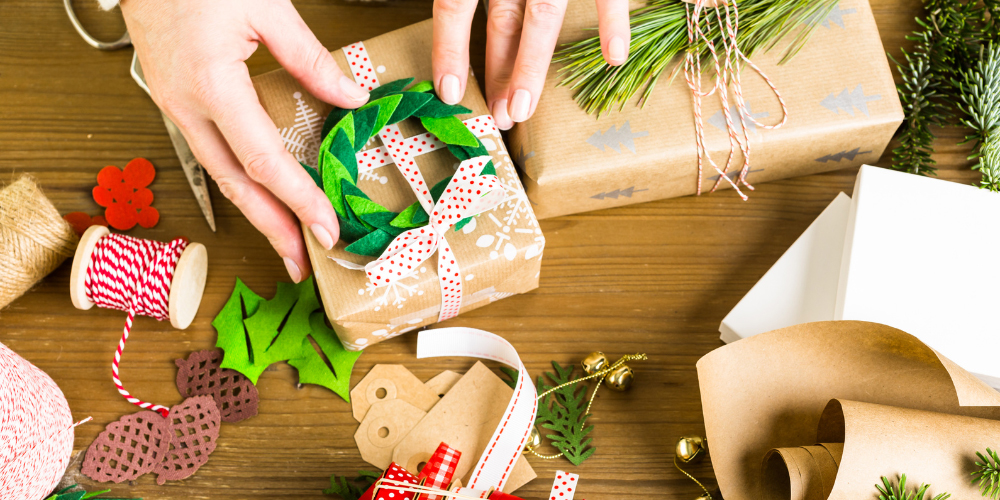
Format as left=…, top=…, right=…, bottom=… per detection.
left=339, top=76, right=369, bottom=103
left=283, top=257, right=302, bottom=283
left=493, top=99, right=513, bottom=130
left=439, top=74, right=461, bottom=105
left=509, top=89, right=532, bottom=122
left=609, top=36, right=627, bottom=64
left=310, top=223, right=334, bottom=250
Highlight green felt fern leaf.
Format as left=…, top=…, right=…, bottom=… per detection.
left=535, top=361, right=596, bottom=466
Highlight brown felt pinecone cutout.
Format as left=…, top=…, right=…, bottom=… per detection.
left=82, top=410, right=172, bottom=483
left=176, top=349, right=259, bottom=423
left=155, top=395, right=221, bottom=485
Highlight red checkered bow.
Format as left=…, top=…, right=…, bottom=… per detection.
left=418, top=442, right=462, bottom=499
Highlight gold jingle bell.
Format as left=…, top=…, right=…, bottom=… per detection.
left=676, top=435, right=708, bottom=463
left=581, top=351, right=609, bottom=375
left=695, top=494, right=713, bottom=500
left=604, top=364, right=633, bottom=391
left=523, top=425, right=541, bottom=453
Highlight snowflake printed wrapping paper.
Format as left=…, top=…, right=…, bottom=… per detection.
left=251, top=20, right=544, bottom=350
left=509, top=0, right=904, bottom=219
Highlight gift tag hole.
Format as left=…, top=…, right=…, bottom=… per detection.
left=417, top=461, right=427, bottom=473
left=378, top=427, right=390, bottom=438
left=376, top=387, right=388, bottom=399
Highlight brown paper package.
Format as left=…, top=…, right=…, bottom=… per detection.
left=251, top=20, right=544, bottom=350
left=697, top=321, right=1000, bottom=500
left=508, top=0, right=903, bottom=219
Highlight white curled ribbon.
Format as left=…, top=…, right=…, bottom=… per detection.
left=364, top=157, right=506, bottom=322
left=417, top=328, right=538, bottom=492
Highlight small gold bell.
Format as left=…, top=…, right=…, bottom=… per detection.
left=581, top=351, right=609, bottom=375
left=695, top=494, right=713, bottom=500
left=523, top=425, right=541, bottom=453
left=676, top=435, right=708, bottom=463
left=603, top=364, right=633, bottom=391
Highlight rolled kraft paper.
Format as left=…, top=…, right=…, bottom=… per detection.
left=696, top=321, right=1000, bottom=500
left=0, top=175, right=78, bottom=309
left=762, top=444, right=843, bottom=500
left=0, top=341, right=76, bottom=499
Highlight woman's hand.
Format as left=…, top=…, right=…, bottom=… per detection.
left=121, top=0, right=370, bottom=282
left=431, top=0, right=631, bottom=130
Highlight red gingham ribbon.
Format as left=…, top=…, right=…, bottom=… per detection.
left=85, top=232, right=187, bottom=417
left=364, top=157, right=506, bottom=322
left=418, top=442, right=462, bottom=499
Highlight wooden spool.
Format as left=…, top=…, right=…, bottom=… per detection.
left=69, top=226, right=208, bottom=330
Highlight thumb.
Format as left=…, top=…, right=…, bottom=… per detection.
left=254, top=1, right=369, bottom=109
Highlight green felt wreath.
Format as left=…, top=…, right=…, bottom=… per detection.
left=304, top=78, right=497, bottom=257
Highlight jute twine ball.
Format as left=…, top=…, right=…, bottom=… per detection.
left=0, top=175, right=78, bottom=310
left=0, top=341, right=76, bottom=499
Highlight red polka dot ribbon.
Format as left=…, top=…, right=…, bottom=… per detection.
left=364, top=157, right=506, bottom=322
left=549, top=470, right=579, bottom=500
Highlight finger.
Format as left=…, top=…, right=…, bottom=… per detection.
left=180, top=116, right=312, bottom=282
left=596, top=0, right=630, bottom=66
left=253, top=0, right=369, bottom=108
left=506, top=0, right=568, bottom=123
left=432, top=0, right=478, bottom=105
left=485, top=0, right=525, bottom=130
left=202, top=64, right=341, bottom=256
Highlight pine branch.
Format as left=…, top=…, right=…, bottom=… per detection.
left=955, top=43, right=1000, bottom=191
left=890, top=27, right=950, bottom=176
left=323, top=470, right=381, bottom=500
left=876, top=475, right=951, bottom=500
left=973, top=448, right=1000, bottom=498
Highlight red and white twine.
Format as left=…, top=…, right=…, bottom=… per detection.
left=84, top=232, right=188, bottom=418
left=684, top=0, right=788, bottom=199
left=0, top=342, right=89, bottom=500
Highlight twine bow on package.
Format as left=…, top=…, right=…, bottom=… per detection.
left=252, top=20, right=544, bottom=350
left=509, top=0, right=904, bottom=219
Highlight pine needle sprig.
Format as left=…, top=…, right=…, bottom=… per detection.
left=877, top=475, right=951, bottom=500
left=972, top=448, right=1000, bottom=498
left=553, top=0, right=838, bottom=116
left=323, top=470, right=381, bottom=500
left=954, top=43, right=1000, bottom=191
left=889, top=28, right=950, bottom=176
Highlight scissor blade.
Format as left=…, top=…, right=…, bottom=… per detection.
left=131, top=53, right=217, bottom=232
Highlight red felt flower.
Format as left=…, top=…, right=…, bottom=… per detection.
left=63, top=212, right=108, bottom=236
left=92, top=158, right=160, bottom=230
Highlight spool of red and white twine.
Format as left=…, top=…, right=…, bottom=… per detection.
left=682, top=0, right=788, bottom=199
left=69, top=226, right=208, bottom=417
left=0, top=342, right=89, bottom=500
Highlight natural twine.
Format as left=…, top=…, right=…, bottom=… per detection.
left=0, top=175, right=79, bottom=310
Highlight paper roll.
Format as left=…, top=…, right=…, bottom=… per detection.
left=697, top=321, right=1000, bottom=500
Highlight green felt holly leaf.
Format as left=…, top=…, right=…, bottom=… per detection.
left=420, top=116, right=480, bottom=148
left=212, top=278, right=264, bottom=371
left=323, top=470, right=382, bottom=500
left=289, top=312, right=363, bottom=401
left=407, top=80, right=434, bottom=93
left=536, top=361, right=596, bottom=466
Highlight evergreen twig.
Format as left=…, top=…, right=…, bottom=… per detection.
left=877, top=475, right=951, bottom=500
left=323, top=470, right=381, bottom=500
left=955, top=43, right=1000, bottom=191
left=973, top=448, right=1000, bottom=498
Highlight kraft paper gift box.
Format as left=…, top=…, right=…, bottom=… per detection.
left=720, top=165, right=1000, bottom=387
left=508, top=0, right=904, bottom=219
left=251, top=20, right=545, bottom=350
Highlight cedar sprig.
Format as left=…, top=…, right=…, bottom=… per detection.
left=44, top=484, right=140, bottom=500
left=323, top=470, right=381, bottom=500
left=955, top=43, right=1000, bottom=191
left=972, top=448, right=1000, bottom=498
left=877, top=475, right=951, bottom=500
left=553, top=0, right=838, bottom=116
left=890, top=27, right=950, bottom=176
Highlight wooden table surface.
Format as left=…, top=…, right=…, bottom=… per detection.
left=0, top=0, right=979, bottom=498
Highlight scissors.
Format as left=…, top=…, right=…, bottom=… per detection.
left=64, top=0, right=216, bottom=232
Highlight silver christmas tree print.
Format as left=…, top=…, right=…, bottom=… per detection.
left=821, top=85, right=882, bottom=116
left=820, top=4, right=857, bottom=28
left=590, top=186, right=648, bottom=200
left=587, top=121, right=649, bottom=153
left=278, top=92, right=323, bottom=168
left=512, top=146, right=535, bottom=168
left=815, top=147, right=872, bottom=162
left=708, top=102, right=769, bottom=134
left=710, top=167, right=764, bottom=182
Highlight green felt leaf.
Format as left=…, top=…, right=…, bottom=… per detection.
left=390, top=203, right=425, bottom=229
left=222, top=280, right=308, bottom=383
left=535, top=360, right=596, bottom=466
left=341, top=181, right=378, bottom=232
left=407, top=80, right=434, bottom=93
left=368, top=78, right=413, bottom=101
left=212, top=278, right=264, bottom=371
left=365, top=94, right=403, bottom=136
left=499, top=366, right=519, bottom=390
left=420, top=116, right=480, bottom=147
left=322, top=107, right=352, bottom=144
left=352, top=104, right=381, bottom=150
left=46, top=484, right=138, bottom=500
left=414, top=99, right=472, bottom=118
left=301, top=162, right=322, bottom=188
left=288, top=311, right=363, bottom=401
left=345, top=194, right=391, bottom=218
left=388, top=92, right=434, bottom=124
left=339, top=218, right=370, bottom=243
left=358, top=211, right=406, bottom=237
left=323, top=471, right=381, bottom=500
left=330, top=128, right=359, bottom=182
left=345, top=229, right=395, bottom=257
